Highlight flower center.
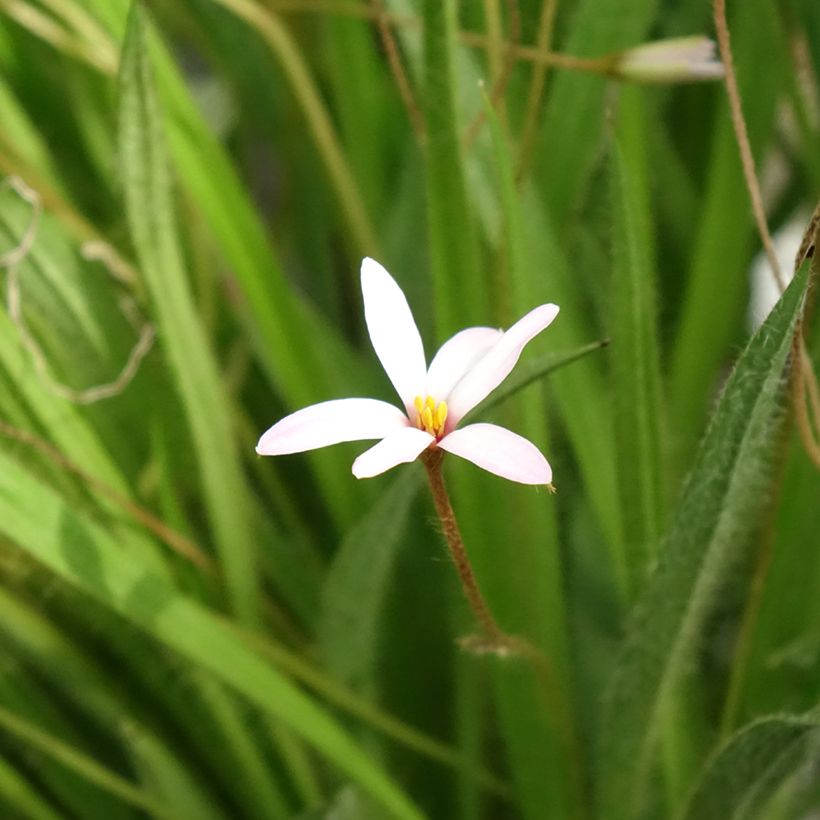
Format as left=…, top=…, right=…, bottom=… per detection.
left=413, top=395, right=448, bottom=438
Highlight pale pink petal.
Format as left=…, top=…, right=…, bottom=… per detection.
left=352, top=427, right=434, bottom=479
left=425, top=327, right=503, bottom=400
left=361, top=257, right=427, bottom=413
left=256, top=398, right=408, bottom=455
left=438, top=423, right=552, bottom=484
left=446, top=304, right=559, bottom=425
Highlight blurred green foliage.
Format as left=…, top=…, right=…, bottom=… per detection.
left=0, top=1, right=820, bottom=818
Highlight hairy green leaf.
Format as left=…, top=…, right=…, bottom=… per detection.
left=599, top=260, right=810, bottom=819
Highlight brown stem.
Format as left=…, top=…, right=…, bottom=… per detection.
left=712, top=0, right=784, bottom=290
left=713, top=0, right=820, bottom=469
left=371, top=0, right=426, bottom=143
left=462, top=0, right=520, bottom=148
left=421, top=448, right=589, bottom=816
left=516, top=0, right=560, bottom=180
left=421, top=448, right=506, bottom=645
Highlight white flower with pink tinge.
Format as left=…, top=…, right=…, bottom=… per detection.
left=256, top=258, right=559, bottom=484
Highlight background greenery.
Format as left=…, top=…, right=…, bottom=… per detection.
left=1, top=0, right=819, bottom=818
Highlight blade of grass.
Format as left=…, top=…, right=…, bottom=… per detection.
left=0, top=704, right=177, bottom=820
left=609, top=87, right=665, bottom=601
left=423, top=0, right=487, bottom=337
left=318, top=467, right=421, bottom=690
left=518, top=182, right=625, bottom=594
left=117, top=2, right=259, bottom=625
left=0, top=449, right=424, bottom=820
left=532, top=0, right=658, bottom=219
left=0, top=587, right=231, bottom=819
left=0, top=754, right=66, bottom=820
left=482, top=86, right=585, bottom=820
left=474, top=338, right=611, bottom=418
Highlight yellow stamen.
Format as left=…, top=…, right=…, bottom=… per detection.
left=435, top=401, right=448, bottom=431
left=414, top=394, right=447, bottom=437
left=422, top=406, right=434, bottom=432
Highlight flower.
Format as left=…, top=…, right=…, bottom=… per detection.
left=256, top=258, right=559, bottom=484
left=614, top=36, right=725, bottom=83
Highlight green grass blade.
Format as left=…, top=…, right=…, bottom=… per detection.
left=117, top=2, right=260, bottom=625
left=482, top=87, right=583, bottom=820
left=0, top=587, right=230, bottom=819
left=533, top=0, right=658, bottom=219
left=0, top=704, right=176, bottom=820
left=609, top=88, right=665, bottom=601
left=318, top=468, right=421, bottom=689
left=474, top=339, right=611, bottom=419
left=0, top=450, right=424, bottom=820
left=127, top=728, right=227, bottom=820
left=423, top=0, right=486, bottom=337
left=0, top=754, right=66, bottom=820
left=598, top=261, right=810, bottom=820
left=518, top=184, right=625, bottom=581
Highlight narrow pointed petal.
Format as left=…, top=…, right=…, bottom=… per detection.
left=426, top=327, right=503, bottom=400
left=446, top=304, right=559, bottom=425
left=352, top=427, right=434, bottom=479
left=361, top=257, right=427, bottom=412
left=438, top=423, right=552, bottom=485
left=256, top=398, right=408, bottom=455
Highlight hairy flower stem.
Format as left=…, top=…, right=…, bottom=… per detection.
left=421, top=448, right=507, bottom=647
left=421, top=447, right=589, bottom=818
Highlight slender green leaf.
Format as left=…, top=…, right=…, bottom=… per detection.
left=534, top=0, right=659, bottom=219
left=318, top=468, right=421, bottom=690
left=0, top=754, right=66, bottom=820
left=117, top=2, right=259, bottom=625
left=599, top=261, right=810, bottom=820
left=482, top=87, right=581, bottom=820
left=423, top=0, right=486, bottom=337
left=475, top=339, right=611, bottom=419
left=609, top=87, right=664, bottom=601
left=518, top=183, right=625, bottom=580
left=678, top=714, right=820, bottom=820
left=0, top=704, right=175, bottom=820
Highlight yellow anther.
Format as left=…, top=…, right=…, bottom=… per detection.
left=414, top=395, right=424, bottom=415
left=425, top=395, right=436, bottom=413
left=421, top=406, right=434, bottom=432
left=435, top=401, right=448, bottom=431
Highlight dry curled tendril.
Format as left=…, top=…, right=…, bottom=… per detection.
left=0, top=175, right=154, bottom=404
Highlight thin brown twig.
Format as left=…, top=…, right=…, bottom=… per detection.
left=794, top=337, right=820, bottom=465
left=713, top=0, right=820, bottom=468
left=713, top=0, right=784, bottom=290
left=713, top=0, right=820, bottom=741
left=516, top=0, right=560, bottom=180
left=371, top=0, right=426, bottom=142
left=1, top=176, right=155, bottom=404
left=463, top=0, right=521, bottom=147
